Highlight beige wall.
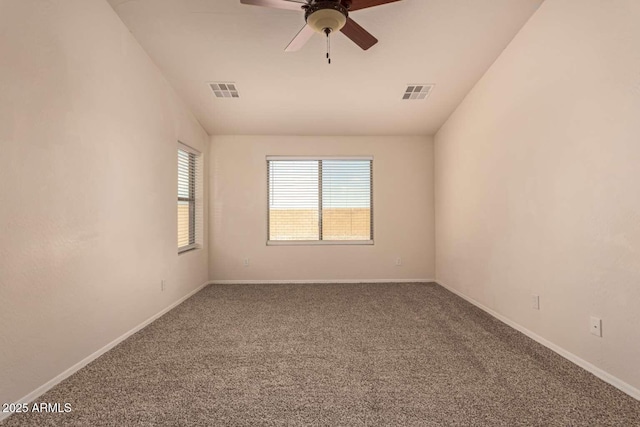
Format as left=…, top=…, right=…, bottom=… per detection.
left=435, top=0, right=640, bottom=393
left=210, top=136, right=434, bottom=282
left=0, top=0, right=209, bottom=406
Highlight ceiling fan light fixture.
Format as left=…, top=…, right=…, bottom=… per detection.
left=240, top=0, right=401, bottom=52
left=305, top=2, right=348, bottom=33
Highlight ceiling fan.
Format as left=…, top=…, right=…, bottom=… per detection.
left=240, top=0, right=402, bottom=62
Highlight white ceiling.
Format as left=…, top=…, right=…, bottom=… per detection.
left=108, top=0, right=544, bottom=136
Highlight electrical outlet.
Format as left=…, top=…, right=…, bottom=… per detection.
left=395, top=257, right=402, bottom=266
left=161, top=280, right=166, bottom=292
left=531, top=294, right=540, bottom=310
left=243, top=258, right=250, bottom=267
left=590, top=317, right=602, bottom=337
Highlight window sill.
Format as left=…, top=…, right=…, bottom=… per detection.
left=178, top=245, right=202, bottom=255
left=267, top=240, right=374, bottom=246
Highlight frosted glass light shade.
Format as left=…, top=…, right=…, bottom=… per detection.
left=307, top=9, right=347, bottom=33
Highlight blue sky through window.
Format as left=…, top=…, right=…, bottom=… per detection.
left=322, top=160, right=371, bottom=209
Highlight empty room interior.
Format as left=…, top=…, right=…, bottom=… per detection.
left=2, top=0, right=640, bottom=425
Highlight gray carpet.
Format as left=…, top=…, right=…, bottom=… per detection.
left=3, top=283, right=640, bottom=426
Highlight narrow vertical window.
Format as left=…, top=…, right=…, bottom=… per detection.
left=267, top=157, right=373, bottom=245
left=178, top=143, right=202, bottom=253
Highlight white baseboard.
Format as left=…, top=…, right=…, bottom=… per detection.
left=435, top=279, right=640, bottom=402
left=0, top=281, right=210, bottom=423
left=208, top=279, right=436, bottom=285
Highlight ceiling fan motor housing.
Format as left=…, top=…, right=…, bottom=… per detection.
left=305, top=1, right=348, bottom=33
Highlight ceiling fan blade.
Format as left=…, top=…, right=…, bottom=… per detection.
left=240, top=0, right=306, bottom=11
left=347, top=0, right=402, bottom=12
left=340, top=18, right=378, bottom=50
left=285, top=24, right=315, bottom=52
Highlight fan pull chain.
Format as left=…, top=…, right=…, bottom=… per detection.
left=325, top=28, right=331, bottom=65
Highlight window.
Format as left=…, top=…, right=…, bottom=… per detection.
left=178, top=143, right=202, bottom=253
left=267, top=156, right=373, bottom=245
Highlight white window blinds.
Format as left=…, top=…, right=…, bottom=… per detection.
left=267, top=157, right=373, bottom=244
left=178, top=143, right=202, bottom=253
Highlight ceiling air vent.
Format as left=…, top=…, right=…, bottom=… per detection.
left=402, top=84, right=433, bottom=100
left=209, top=82, right=239, bottom=99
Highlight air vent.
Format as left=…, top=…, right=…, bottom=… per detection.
left=209, top=82, right=239, bottom=99
left=402, top=84, right=433, bottom=100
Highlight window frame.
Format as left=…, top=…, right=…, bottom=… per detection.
left=266, top=156, right=374, bottom=246
left=178, top=142, right=202, bottom=254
